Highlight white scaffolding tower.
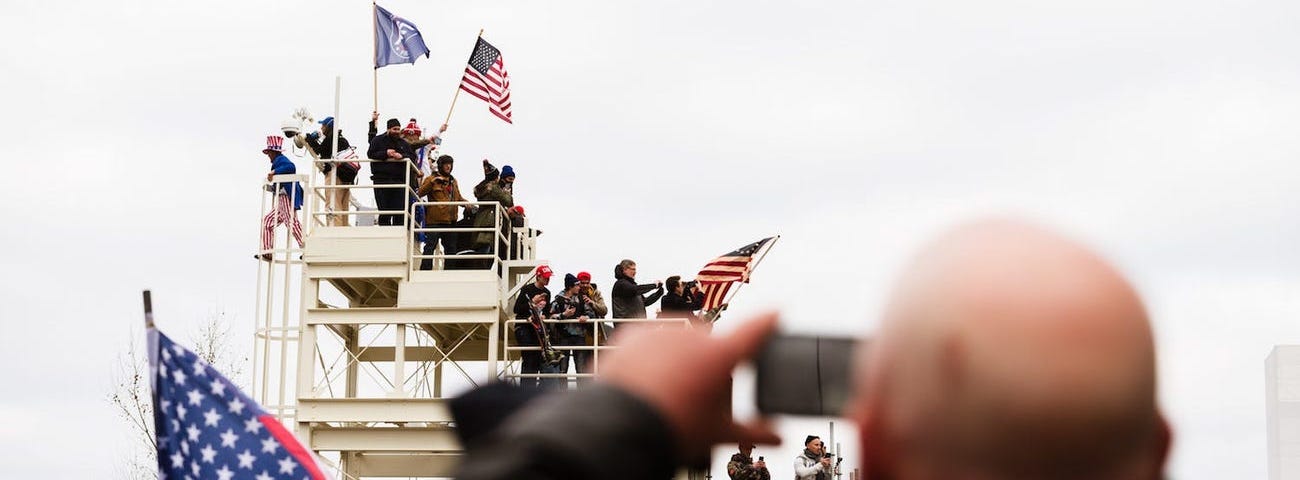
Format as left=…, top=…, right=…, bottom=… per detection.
left=251, top=155, right=550, bottom=478
left=252, top=146, right=699, bottom=478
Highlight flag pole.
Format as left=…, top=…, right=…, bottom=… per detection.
left=372, top=2, right=379, bottom=114
left=444, top=28, right=484, bottom=126
left=707, top=235, right=780, bottom=324
left=142, top=290, right=154, bottom=328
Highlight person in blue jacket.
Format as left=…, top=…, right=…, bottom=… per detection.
left=258, top=135, right=304, bottom=261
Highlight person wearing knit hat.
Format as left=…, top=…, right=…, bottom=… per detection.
left=470, top=158, right=514, bottom=250
left=549, top=272, right=598, bottom=385
left=415, top=154, right=469, bottom=270
left=302, top=116, right=358, bottom=226
left=576, top=271, right=608, bottom=331
left=258, top=135, right=304, bottom=261
left=500, top=165, right=516, bottom=194
left=795, top=435, right=832, bottom=480
left=367, top=116, right=419, bottom=226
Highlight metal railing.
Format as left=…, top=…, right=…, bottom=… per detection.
left=308, top=157, right=417, bottom=229
left=502, top=317, right=693, bottom=386
left=407, top=200, right=513, bottom=275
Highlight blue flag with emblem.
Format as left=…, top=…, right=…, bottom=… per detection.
left=374, top=4, right=430, bottom=68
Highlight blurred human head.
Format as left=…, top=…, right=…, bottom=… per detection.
left=666, top=275, right=683, bottom=295
left=805, top=435, right=824, bottom=454
left=436, top=155, right=454, bottom=174
left=849, top=219, right=1169, bottom=479
left=619, top=259, right=637, bottom=280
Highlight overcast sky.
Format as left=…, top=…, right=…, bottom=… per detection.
left=3, top=0, right=1300, bottom=478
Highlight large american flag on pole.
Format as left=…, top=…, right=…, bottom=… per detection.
left=149, top=328, right=327, bottom=480
left=695, top=237, right=776, bottom=312
left=459, top=37, right=512, bottom=124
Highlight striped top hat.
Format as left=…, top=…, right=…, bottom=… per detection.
left=263, top=135, right=284, bottom=153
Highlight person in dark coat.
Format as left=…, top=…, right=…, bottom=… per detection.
left=303, top=116, right=358, bottom=226
left=512, top=265, right=554, bottom=389
left=660, top=275, right=705, bottom=325
left=610, top=259, right=664, bottom=321
left=366, top=118, right=418, bottom=226
left=472, top=160, right=514, bottom=252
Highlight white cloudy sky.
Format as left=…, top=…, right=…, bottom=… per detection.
left=3, top=0, right=1299, bottom=478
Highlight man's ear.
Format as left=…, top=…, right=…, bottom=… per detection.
left=1146, top=413, right=1172, bottom=480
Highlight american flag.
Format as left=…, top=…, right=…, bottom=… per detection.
left=458, top=37, right=512, bottom=124
left=149, top=329, right=326, bottom=480
left=695, top=237, right=776, bottom=313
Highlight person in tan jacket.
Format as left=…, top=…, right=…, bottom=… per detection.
left=415, top=154, right=468, bottom=270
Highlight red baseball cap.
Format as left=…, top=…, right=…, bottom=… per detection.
left=577, top=271, right=592, bottom=282
left=536, top=265, right=553, bottom=279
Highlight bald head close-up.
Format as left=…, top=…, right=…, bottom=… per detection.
left=850, top=219, right=1170, bottom=480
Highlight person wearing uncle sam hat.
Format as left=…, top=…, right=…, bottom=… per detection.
left=258, top=135, right=305, bottom=261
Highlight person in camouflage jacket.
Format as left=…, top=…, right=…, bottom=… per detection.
left=727, top=443, right=770, bottom=480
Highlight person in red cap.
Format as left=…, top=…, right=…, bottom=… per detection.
left=511, top=265, right=553, bottom=388
left=575, top=271, right=608, bottom=376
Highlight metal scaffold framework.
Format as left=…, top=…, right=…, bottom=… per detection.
left=250, top=149, right=700, bottom=478
left=251, top=150, right=552, bottom=478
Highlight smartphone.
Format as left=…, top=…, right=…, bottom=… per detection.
left=754, top=334, right=860, bottom=416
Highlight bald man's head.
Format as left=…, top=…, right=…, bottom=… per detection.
left=851, top=220, right=1169, bottom=479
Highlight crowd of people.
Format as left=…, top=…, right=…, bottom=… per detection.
left=257, top=112, right=527, bottom=267
left=254, top=116, right=1175, bottom=480
left=257, top=115, right=716, bottom=386
left=509, top=259, right=714, bottom=389
left=449, top=220, right=1172, bottom=480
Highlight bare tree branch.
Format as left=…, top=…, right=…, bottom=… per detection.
left=108, top=310, right=245, bottom=480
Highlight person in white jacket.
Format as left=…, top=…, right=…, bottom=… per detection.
left=793, top=435, right=833, bottom=480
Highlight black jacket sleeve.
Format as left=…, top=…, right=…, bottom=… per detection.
left=513, top=293, right=533, bottom=319
left=641, top=284, right=664, bottom=307
left=367, top=135, right=390, bottom=161
left=454, top=385, right=679, bottom=480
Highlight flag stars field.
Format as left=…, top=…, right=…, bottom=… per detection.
left=149, top=324, right=326, bottom=479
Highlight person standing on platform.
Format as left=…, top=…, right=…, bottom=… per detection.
left=258, top=135, right=304, bottom=261
left=366, top=118, right=417, bottom=227
left=303, top=116, right=358, bottom=226
left=551, top=273, right=597, bottom=384
left=611, top=259, right=664, bottom=326
left=472, top=160, right=513, bottom=253
left=512, top=266, right=554, bottom=388
left=415, top=154, right=468, bottom=270
left=660, top=275, right=704, bottom=324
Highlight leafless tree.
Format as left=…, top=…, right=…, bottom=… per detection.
left=109, top=309, right=246, bottom=480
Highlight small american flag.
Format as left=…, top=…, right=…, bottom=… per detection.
left=149, top=329, right=326, bottom=480
left=695, top=237, right=776, bottom=313
left=458, top=37, right=512, bottom=124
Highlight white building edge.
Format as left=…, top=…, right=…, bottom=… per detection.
left=1269, top=346, right=1300, bottom=480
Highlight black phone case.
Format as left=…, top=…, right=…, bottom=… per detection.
left=754, top=335, right=859, bottom=416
